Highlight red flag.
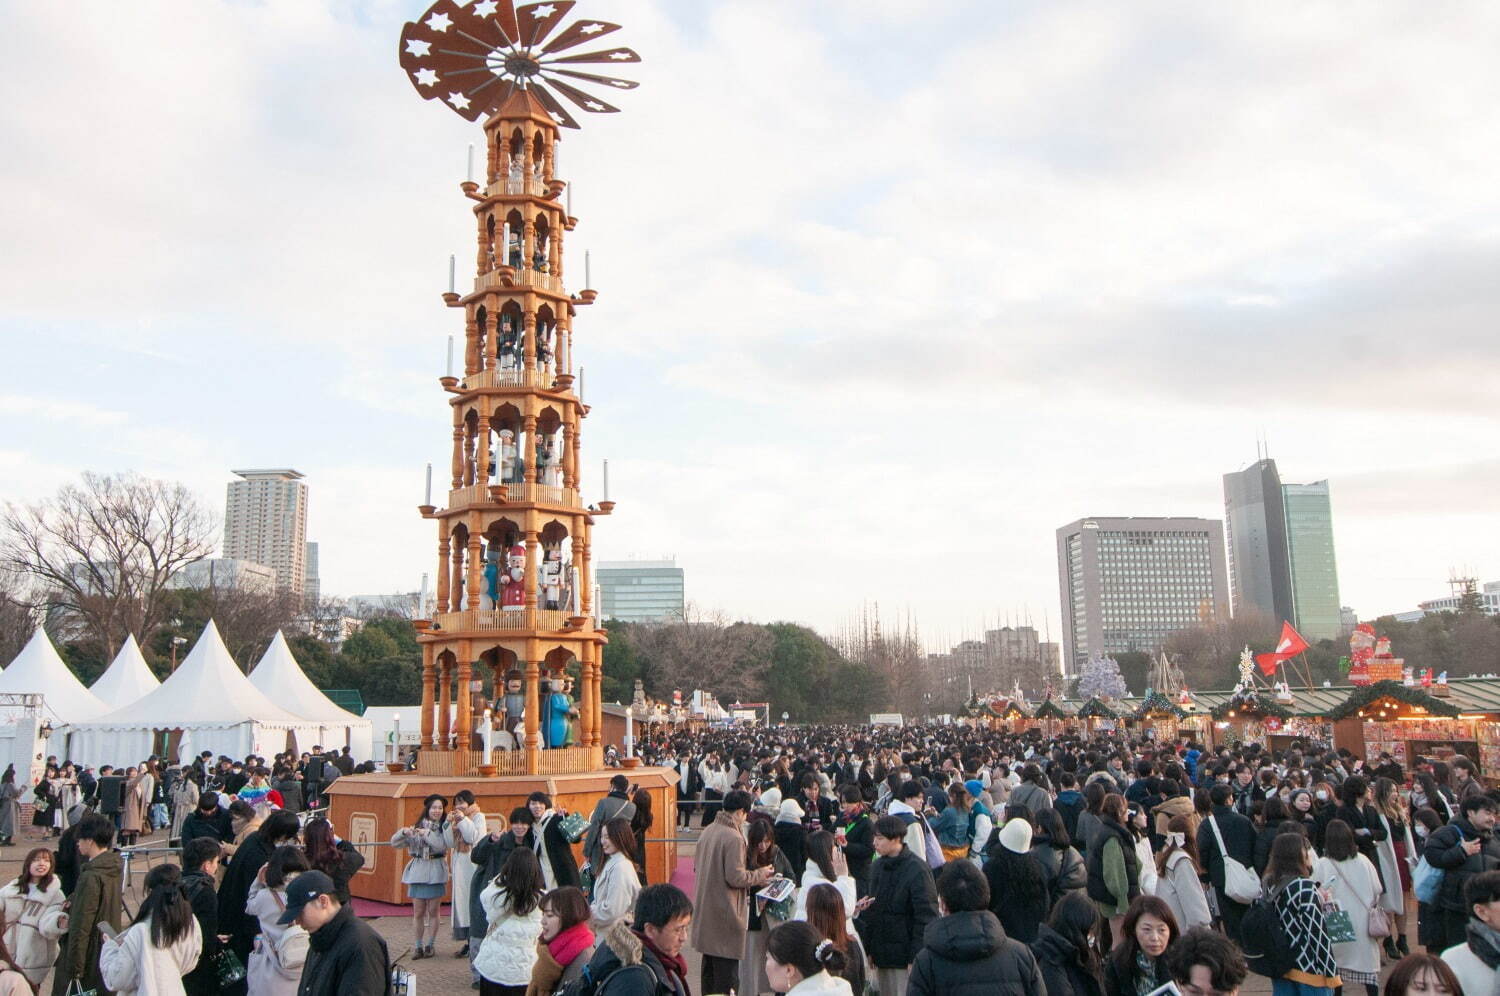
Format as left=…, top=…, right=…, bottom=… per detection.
left=1255, top=622, right=1310, bottom=675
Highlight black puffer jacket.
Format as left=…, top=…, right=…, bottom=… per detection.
left=297, top=904, right=390, bottom=996
left=907, top=910, right=1045, bottom=996
left=1031, top=924, right=1103, bottom=996
left=854, top=847, right=938, bottom=969
left=1425, top=817, right=1500, bottom=912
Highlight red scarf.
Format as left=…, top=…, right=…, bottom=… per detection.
left=547, top=921, right=595, bottom=968
left=639, top=930, right=691, bottom=996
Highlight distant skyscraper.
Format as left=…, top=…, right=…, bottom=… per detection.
left=1056, top=517, right=1230, bottom=671
left=304, top=541, right=321, bottom=605
left=223, top=469, right=308, bottom=596
left=597, top=559, right=685, bottom=623
left=1281, top=482, right=1342, bottom=640
left=1223, top=459, right=1295, bottom=625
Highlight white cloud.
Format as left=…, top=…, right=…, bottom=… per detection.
left=2, top=1, right=1498, bottom=644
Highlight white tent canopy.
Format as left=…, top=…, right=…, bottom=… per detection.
left=64, top=620, right=322, bottom=767
left=89, top=635, right=161, bottom=711
left=249, top=631, right=372, bottom=761
left=0, top=630, right=108, bottom=724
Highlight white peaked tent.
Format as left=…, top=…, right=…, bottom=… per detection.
left=249, top=631, right=373, bottom=761
left=88, top=635, right=161, bottom=711
left=0, top=630, right=108, bottom=723
left=66, top=620, right=323, bottom=767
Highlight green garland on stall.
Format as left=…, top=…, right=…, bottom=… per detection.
left=1076, top=697, right=1117, bottom=719
left=1033, top=698, right=1070, bottom=719
left=1326, top=680, right=1461, bottom=720
left=1210, top=694, right=1292, bottom=721
left=1135, top=691, right=1186, bottom=719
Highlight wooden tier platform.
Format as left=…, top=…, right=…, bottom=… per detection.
left=326, top=766, right=677, bottom=905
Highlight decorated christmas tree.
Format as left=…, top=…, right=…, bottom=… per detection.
left=1077, top=655, right=1128, bottom=700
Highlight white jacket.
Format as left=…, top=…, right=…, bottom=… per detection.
left=1154, top=850, right=1211, bottom=932
left=99, top=918, right=203, bottom=996
left=474, top=885, right=542, bottom=985
left=792, top=863, right=857, bottom=936
left=0, top=879, right=67, bottom=985
left=786, top=970, right=853, bottom=996
left=1442, top=939, right=1500, bottom=996
left=1133, top=836, right=1158, bottom=896
left=245, top=881, right=309, bottom=996
left=590, top=852, right=641, bottom=929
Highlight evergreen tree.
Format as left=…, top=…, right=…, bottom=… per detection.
left=1077, top=654, right=1128, bottom=699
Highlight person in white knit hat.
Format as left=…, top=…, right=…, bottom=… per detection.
left=981, top=818, right=1052, bottom=943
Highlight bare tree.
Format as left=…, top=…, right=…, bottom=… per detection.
left=0, top=568, right=37, bottom=664
left=172, top=582, right=307, bottom=670
left=1, top=473, right=215, bottom=659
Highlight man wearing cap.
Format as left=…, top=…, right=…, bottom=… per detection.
left=282, top=870, right=390, bottom=996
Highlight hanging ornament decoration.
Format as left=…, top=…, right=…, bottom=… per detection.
left=399, top=0, right=641, bottom=126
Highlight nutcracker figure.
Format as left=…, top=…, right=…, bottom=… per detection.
left=498, top=430, right=519, bottom=483
left=500, top=543, right=526, bottom=611
left=498, top=315, right=520, bottom=371
left=540, top=547, right=565, bottom=610
left=501, top=672, right=525, bottom=742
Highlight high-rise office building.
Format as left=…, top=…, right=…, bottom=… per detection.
left=597, top=559, right=685, bottom=623
left=1056, top=517, right=1230, bottom=670
left=224, top=469, right=308, bottom=596
left=1282, top=482, right=1342, bottom=640
left=304, top=541, right=321, bottom=605
left=1223, top=459, right=1295, bottom=625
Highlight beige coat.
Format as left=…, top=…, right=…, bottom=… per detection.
left=690, top=812, right=762, bottom=960
left=0, top=879, right=68, bottom=985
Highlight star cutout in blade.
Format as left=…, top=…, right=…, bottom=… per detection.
left=400, top=0, right=640, bottom=126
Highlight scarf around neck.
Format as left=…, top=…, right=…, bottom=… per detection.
left=1467, top=918, right=1500, bottom=970
left=639, top=930, right=691, bottom=996
left=547, top=920, right=595, bottom=967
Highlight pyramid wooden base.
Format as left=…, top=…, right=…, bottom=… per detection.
left=326, top=766, right=678, bottom=905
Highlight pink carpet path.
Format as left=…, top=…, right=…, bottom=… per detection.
left=351, top=857, right=698, bottom=917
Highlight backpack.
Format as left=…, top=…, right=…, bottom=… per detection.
left=558, top=959, right=654, bottom=996
left=1239, top=884, right=1296, bottom=979
left=894, top=811, right=944, bottom=869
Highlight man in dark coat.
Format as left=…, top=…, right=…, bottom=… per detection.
left=909, top=860, right=1043, bottom=996
left=219, top=809, right=302, bottom=985
left=854, top=815, right=939, bottom=996
left=528, top=791, right=582, bottom=888
left=51, top=814, right=122, bottom=996
left=181, top=836, right=224, bottom=996
left=585, top=885, right=694, bottom=996
left=282, top=870, right=391, bottom=996
left=584, top=775, right=637, bottom=876
left=180, top=791, right=233, bottom=850
left=1195, top=783, right=1256, bottom=940
left=1425, top=793, right=1500, bottom=949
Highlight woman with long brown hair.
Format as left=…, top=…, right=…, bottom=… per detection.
left=1153, top=814, right=1210, bottom=931
left=741, top=815, right=795, bottom=996
left=1265, top=831, right=1340, bottom=995
left=588, top=818, right=640, bottom=929
left=0, top=847, right=66, bottom=987
left=1372, top=776, right=1415, bottom=958
left=803, top=882, right=866, bottom=996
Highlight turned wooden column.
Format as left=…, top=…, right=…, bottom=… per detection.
left=523, top=527, right=539, bottom=613
left=524, top=649, right=542, bottom=769
left=437, top=656, right=452, bottom=750
left=589, top=655, right=603, bottom=749
left=449, top=533, right=465, bottom=614
left=523, top=310, right=537, bottom=371
left=420, top=644, right=436, bottom=747
left=522, top=413, right=538, bottom=483
left=450, top=414, right=464, bottom=490
left=456, top=642, right=473, bottom=753
left=578, top=644, right=594, bottom=749
left=476, top=413, right=492, bottom=483
left=466, top=534, right=482, bottom=611
left=436, top=525, right=451, bottom=613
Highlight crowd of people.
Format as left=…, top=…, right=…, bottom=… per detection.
left=9, top=725, right=1500, bottom=996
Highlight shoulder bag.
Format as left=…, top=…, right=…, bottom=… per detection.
left=1207, top=815, right=1262, bottom=903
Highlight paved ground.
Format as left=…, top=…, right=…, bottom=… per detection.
left=0, top=823, right=1422, bottom=995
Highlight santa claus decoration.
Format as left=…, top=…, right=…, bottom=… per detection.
left=500, top=543, right=526, bottom=610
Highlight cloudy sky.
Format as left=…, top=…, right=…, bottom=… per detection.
left=3, top=1, right=1497, bottom=649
